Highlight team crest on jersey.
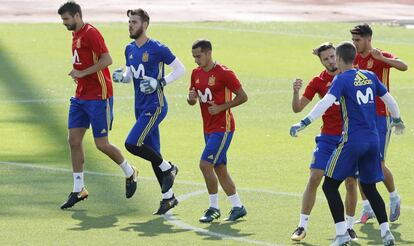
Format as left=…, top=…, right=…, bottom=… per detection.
left=76, top=38, right=81, bottom=48
left=208, top=76, right=216, bottom=86
left=367, top=59, right=374, bottom=69
left=142, top=51, right=149, bottom=62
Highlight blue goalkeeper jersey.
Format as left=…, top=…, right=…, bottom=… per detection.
left=124, top=39, right=176, bottom=109
left=328, top=69, right=388, bottom=143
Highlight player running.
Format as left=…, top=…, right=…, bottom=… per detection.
left=58, top=1, right=137, bottom=209
left=112, top=8, right=185, bottom=215
left=187, top=39, right=248, bottom=223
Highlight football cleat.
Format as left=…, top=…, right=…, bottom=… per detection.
left=356, top=208, right=376, bottom=224
left=161, top=164, right=178, bottom=193
left=330, top=233, right=352, bottom=246
left=223, top=206, right=247, bottom=221
left=199, top=207, right=221, bottom=223
left=389, top=196, right=401, bottom=222
left=347, top=228, right=358, bottom=241
left=125, top=166, right=138, bottom=199
left=291, top=226, right=306, bottom=241
left=60, top=187, right=89, bottom=209
left=153, top=196, right=179, bottom=215
left=382, top=230, right=395, bottom=246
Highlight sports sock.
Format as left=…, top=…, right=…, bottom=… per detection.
left=162, top=188, right=173, bottom=199
left=209, top=193, right=219, bottom=209
left=119, top=159, right=134, bottom=177
left=73, top=172, right=84, bottom=192
left=159, top=160, right=172, bottom=172
left=335, top=221, right=347, bottom=236
left=380, top=222, right=390, bottom=237
left=389, top=190, right=398, bottom=199
left=299, top=214, right=309, bottom=230
left=345, top=215, right=354, bottom=229
left=228, top=193, right=242, bottom=208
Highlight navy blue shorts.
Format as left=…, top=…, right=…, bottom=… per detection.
left=325, top=140, right=384, bottom=184
left=125, top=106, right=167, bottom=152
left=310, top=134, right=341, bottom=170
left=201, top=132, right=234, bottom=166
left=68, top=97, right=113, bottom=138
left=376, top=115, right=391, bottom=161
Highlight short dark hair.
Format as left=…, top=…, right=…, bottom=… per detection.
left=58, top=1, right=82, bottom=18
left=336, top=41, right=356, bottom=64
left=350, top=23, right=373, bottom=37
left=127, top=9, right=150, bottom=25
left=313, top=42, right=335, bottom=57
left=192, top=39, right=212, bottom=52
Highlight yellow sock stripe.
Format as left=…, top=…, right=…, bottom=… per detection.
left=383, top=115, right=392, bottom=160
left=213, top=132, right=228, bottom=164
left=137, top=107, right=161, bottom=146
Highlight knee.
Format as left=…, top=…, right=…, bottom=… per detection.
left=68, top=136, right=82, bottom=148
left=95, top=142, right=110, bottom=152
left=308, top=173, right=323, bottom=188
left=199, top=161, right=213, bottom=174
left=345, top=178, right=357, bottom=192
left=125, top=142, right=137, bottom=154
left=322, top=178, right=335, bottom=195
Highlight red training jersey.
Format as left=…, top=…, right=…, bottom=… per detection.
left=303, top=70, right=343, bottom=136
left=353, top=51, right=395, bottom=116
left=71, top=23, right=113, bottom=100
left=190, top=63, right=242, bottom=134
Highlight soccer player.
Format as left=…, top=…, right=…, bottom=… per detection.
left=112, top=9, right=185, bottom=215
left=290, top=42, right=358, bottom=241
left=351, top=24, right=408, bottom=223
left=187, top=39, right=248, bottom=223
left=290, top=41, right=405, bottom=246
left=58, top=1, right=137, bottom=209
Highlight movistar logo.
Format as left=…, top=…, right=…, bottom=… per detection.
left=356, top=87, right=374, bottom=105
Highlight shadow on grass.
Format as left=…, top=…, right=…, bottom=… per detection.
left=195, top=220, right=255, bottom=241
left=121, top=216, right=188, bottom=236
left=68, top=210, right=119, bottom=231
left=358, top=222, right=414, bottom=245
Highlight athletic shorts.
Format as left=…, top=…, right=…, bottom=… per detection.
left=68, top=96, right=113, bottom=138
left=201, top=132, right=234, bottom=166
left=125, top=105, right=168, bottom=153
left=310, top=134, right=341, bottom=170
left=376, top=115, right=392, bottom=161
left=325, top=140, right=384, bottom=184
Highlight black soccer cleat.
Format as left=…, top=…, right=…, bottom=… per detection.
left=125, top=166, right=138, bottom=199
left=153, top=196, right=179, bottom=215
left=60, top=187, right=89, bottom=209
left=199, top=207, right=221, bottom=223
left=291, top=226, right=306, bottom=241
left=347, top=228, right=358, bottom=241
left=161, top=164, right=178, bottom=193
left=223, top=206, right=247, bottom=221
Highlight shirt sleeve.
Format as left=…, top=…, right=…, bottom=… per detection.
left=327, top=75, right=343, bottom=99
left=160, top=44, right=176, bottom=65
left=87, top=28, right=109, bottom=57
left=302, top=78, right=318, bottom=101
left=190, top=70, right=195, bottom=90
left=223, top=69, right=242, bottom=92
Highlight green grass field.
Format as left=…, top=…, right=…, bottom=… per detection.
left=0, top=22, right=413, bottom=245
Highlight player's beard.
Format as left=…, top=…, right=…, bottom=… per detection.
left=328, top=67, right=338, bottom=73
left=129, top=25, right=143, bottom=39
left=65, top=23, right=77, bottom=31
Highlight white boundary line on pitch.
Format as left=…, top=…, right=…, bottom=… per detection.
left=0, top=161, right=279, bottom=245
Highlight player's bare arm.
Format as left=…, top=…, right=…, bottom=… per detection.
left=69, top=52, right=113, bottom=79
left=292, top=78, right=311, bottom=113
left=370, top=49, right=408, bottom=71
left=207, top=87, right=248, bottom=115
